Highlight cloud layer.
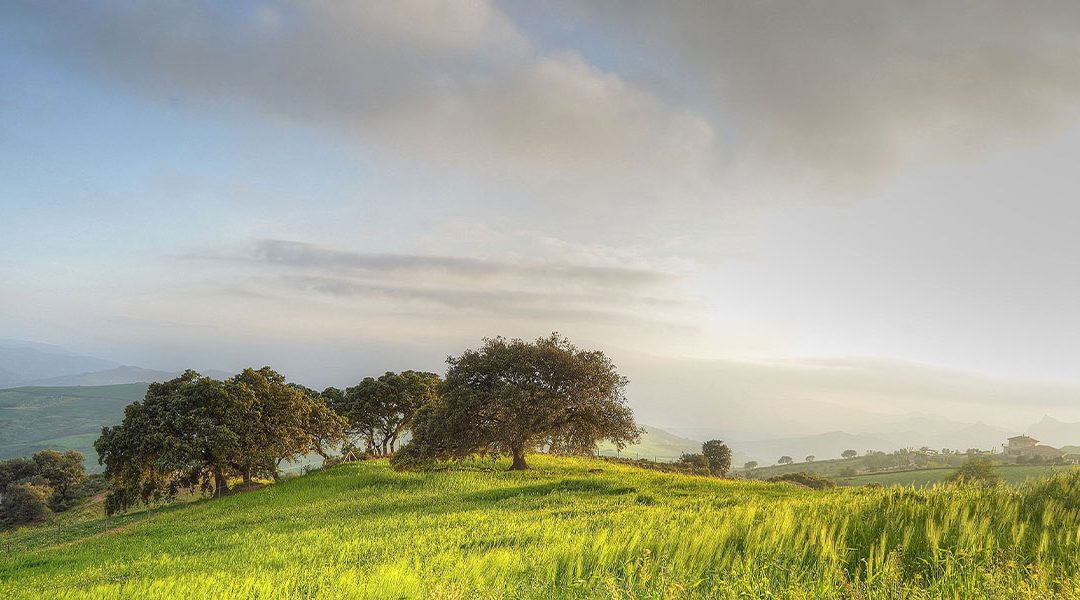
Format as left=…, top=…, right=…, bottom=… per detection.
left=6, top=2, right=1080, bottom=433
left=531, top=1, right=1080, bottom=187
left=6, top=0, right=717, bottom=210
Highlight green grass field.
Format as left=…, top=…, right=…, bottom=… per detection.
left=4, top=456, right=1080, bottom=598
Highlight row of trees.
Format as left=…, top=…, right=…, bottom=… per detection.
left=0, top=450, right=87, bottom=526
left=95, top=334, right=644, bottom=513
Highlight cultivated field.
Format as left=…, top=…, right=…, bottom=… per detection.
left=836, top=464, right=1079, bottom=488
left=3, top=456, right=1080, bottom=598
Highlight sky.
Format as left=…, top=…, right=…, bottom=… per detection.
left=3, top=2, right=1080, bottom=436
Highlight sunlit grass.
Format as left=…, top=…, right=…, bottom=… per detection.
left=3, top=455, right=1080, bottom=598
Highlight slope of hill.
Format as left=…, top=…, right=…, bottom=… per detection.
left=597, top=425, right=753, bottom=465
left=0, top=383, right=148, bottom=468
left=3, top=456, right=1080, bottom=598
left=597, top=424, right=702, bottom=460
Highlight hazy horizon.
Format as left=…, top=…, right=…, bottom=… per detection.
left=5, top=2, right=1080, bottom=436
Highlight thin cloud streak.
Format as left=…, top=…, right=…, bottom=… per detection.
left=241, top=239, right=677, bottom=289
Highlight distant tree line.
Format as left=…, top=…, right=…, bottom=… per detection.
left=93, top=333, right=644, bottom=514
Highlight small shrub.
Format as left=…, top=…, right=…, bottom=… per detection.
left=767, top=472, right=837, bottom=490
left=947, top=457, right=1001, bottom=486
left=1, top=482, right=54, bottom=526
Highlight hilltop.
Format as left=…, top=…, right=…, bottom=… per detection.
left=3, top=456, right=1080, bottom=598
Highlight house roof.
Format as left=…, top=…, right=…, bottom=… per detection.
left=1008, top=435, right=1039, bottom=442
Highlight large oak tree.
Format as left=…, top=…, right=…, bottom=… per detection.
left=96, top=371, right=246, bottom=511
left=395, top=334, right=641, bottom=470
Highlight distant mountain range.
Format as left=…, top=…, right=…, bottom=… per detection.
left=0, top=340, right=228, bottom=388
left=0, top=339, right=119, bottom=388
left=1025, top=415, right=1080, bottom=448
left=26, top=366, right=234, bottom=387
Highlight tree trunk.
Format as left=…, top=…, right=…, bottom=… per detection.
left=510, top=449, right=529, bottom=471
left=214, top=469, right=231, bottom=497
left=242, top=467, right=252, bottom=486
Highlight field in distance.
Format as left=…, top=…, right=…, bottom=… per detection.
left=836, top=464, right=1079, bottom=488
left=3, top=456, right=1080, bottom=598
left=0, top=384, right=148, bottom=470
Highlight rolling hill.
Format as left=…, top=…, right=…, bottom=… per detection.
left=597, top=424, right=703, bottom=460
left=2, top=456, right=1080, bottom=598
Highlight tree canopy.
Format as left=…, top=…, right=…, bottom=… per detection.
left=331, top=371, right=441, bottom=456
left=95, top=368, right=347, bottom=513
left=394, top=333, right=642, bottom=470
left=0, top=450, right=87, bottom=525
left=702, top=440, right=732, bottom=477
left=0, top=482, right=53, bottom=526
left=227, top=368, right=348, bottom=482
left=29, top=449, right=85, bottom=510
